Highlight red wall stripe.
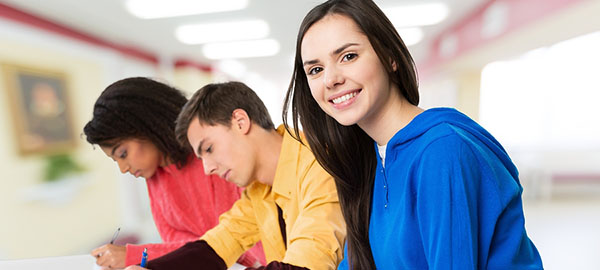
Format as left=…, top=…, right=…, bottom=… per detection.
left=174, top=59, right=212, bottom=73
left=419, top=0, right=585, bottom=74
left=0, top=2, right=158, bottom=64
left=0, top=2, right=212, bottom=72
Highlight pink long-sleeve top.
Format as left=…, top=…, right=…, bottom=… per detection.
left=125, top=156, right=266, bottom=267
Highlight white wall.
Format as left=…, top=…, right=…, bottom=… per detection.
left=0, top=17, right=209, bottom=259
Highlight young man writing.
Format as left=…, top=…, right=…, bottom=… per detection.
left=125, top=81, right=345, bottom=270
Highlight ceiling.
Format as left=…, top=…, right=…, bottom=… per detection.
left=0, top=0, right=488, bottom=89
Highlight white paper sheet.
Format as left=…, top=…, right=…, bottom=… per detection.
left=0, top=254, right=247, bottom=270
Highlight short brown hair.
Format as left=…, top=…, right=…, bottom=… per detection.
left=175, top=81, right=275, bottom=147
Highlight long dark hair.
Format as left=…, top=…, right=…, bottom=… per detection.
left=83, top=77, right=191, bottom=168
left=283, top=0, right=419, bottom=268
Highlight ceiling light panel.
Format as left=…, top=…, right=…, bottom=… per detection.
left=383, top=3, right=449, bottom=28
left=176, top=20, right=270, bottom=44
left=203, top=39, right=280, bottom=59
left=125, top=0, right=249, bottom=19
left=397, top=27, right=424, bottom=46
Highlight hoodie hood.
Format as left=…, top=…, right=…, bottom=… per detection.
left=387, top=107, right=518, bottom=180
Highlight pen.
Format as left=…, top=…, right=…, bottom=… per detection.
left=110, top=227, right=121, bottom=244
left=140, top=248, right=148, bottom=267
left=96, top=227, right=121, bottom=258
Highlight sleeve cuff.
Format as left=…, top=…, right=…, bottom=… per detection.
left=202, top=225, right=246, bottom=267
left=146, top=240, right=226, bottom=270
left=125, top=244, right=145, bottom=266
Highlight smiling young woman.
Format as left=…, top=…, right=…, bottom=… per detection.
left=284, top=0, right=544, bottom=269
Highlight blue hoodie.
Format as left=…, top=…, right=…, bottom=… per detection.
left=338, top=108, right=543, bottom=270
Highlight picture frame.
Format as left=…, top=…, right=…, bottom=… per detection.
left=2, top=64, right=76, bottom=155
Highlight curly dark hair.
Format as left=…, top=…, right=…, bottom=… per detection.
left=83, top=77, right=191, bottom=168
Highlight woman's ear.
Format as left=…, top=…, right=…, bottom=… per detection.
left=231, top=108, right=251, bottom=134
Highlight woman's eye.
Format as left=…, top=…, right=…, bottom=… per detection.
left=119, top=150, right=127, bottom=159
left=308, top=67, right=323, bottom=75
left=206, top=146, right=212, bottom=154
left=342, top=53, right=357, bottom=62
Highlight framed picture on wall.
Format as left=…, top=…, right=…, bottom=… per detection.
left=2, top=64, right=76, bottom=155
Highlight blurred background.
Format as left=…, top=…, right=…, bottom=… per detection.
left=0, top=0, right=598, bottom=269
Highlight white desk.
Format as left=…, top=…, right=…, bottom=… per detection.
left=0, top=254, right=246, bottom=270
left=0, top=254, right=98, bottom=270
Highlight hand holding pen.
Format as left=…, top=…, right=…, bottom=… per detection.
left=91, top=227, right=127, bottom=269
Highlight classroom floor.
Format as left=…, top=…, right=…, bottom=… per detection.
left=522, top=182, right=600, bottom=270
